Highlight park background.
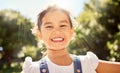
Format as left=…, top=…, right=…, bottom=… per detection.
left=0, top=0, right=120, bottom=73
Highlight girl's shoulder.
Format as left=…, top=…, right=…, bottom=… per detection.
left=21, top=57, right=40, bottom=73
left=78, top=51, right=99, bottom=62
left=76, top=52, right=99, bottom=73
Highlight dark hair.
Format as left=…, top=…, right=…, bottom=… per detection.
left=37, top=5, right=73, bottom=31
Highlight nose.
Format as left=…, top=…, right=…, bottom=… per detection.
left=52, top=27, right=61, bottom=34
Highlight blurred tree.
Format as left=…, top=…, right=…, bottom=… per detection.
left=98, top=0, right=120, bottom=35
left=68, top=0, right=110, bottom=60
left=69, top=0, right=120, bottom=61
left=98, top=0, right=120, bottom=61
left=0, top=9, right=38, bottom=67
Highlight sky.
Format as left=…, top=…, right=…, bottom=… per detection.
left=0, top=0, right=89, bottom=23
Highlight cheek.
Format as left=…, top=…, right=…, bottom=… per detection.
left=64, top=32, right=73, bottom=43
left=41, top=33, right=48, bottom=40
left=68, top=30, right=73, bottom=38
left=41, top=31, right=51, bottom=42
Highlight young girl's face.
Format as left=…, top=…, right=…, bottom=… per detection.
left=40, top=10, right=74, bottom=50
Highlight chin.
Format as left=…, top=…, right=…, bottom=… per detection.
left=48, top=46, right=66, bottom=51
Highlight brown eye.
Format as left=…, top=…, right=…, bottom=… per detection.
left=45, top=26, right=53, bottom=28
left=60, top=25, right=67, bottom=28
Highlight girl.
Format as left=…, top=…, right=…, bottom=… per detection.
left=22, top=5, right=120, bottom=73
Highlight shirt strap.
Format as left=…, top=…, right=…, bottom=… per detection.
left=39, top=58, right=49, bottom=73
left=73, top=56, right=83, bottom=73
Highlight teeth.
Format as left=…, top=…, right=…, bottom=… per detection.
left=51, top=37, right=64, bottom=42
left=52, top=38, right=63, bottom=41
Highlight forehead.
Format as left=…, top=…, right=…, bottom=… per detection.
left=42, top=10, right=69, bottom=22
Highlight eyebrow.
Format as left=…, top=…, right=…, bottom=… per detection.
left=43, top=20, right=69, bottom=25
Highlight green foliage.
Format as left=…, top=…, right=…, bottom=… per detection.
left=22, top=45, right=42, bottom=60
left=107, top=24, right=120, bottom=61
left=0, top=9, right=39, bottom=71
left=97, top=0, right=120, bottom=61
left=98, top=0, right=120, bottom=35
left=68, top=0, right=110, bottom=60
left=0, top=62, right=22, bottom=73
left=69, top=0, right=120, bottom=61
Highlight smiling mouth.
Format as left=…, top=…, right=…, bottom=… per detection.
left=51, top=37, right=64, bottom=42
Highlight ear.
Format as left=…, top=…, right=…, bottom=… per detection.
left=36, top=29, right=42, bottom=39
left=31, top=26, right=42, bottom=40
